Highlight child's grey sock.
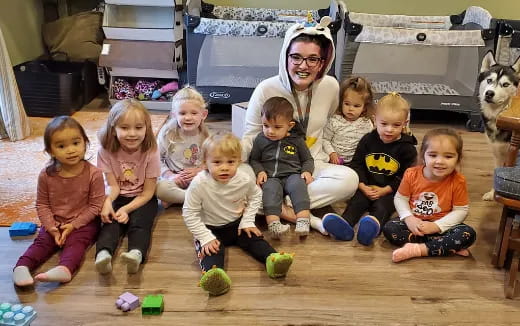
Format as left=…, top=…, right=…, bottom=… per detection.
left=268, top=220, right=290, bottom=239
left=295, top=217, right=310, bottom=236
left=95, top=249, right=112, bottom=274
left=34, top=265, right=71, bottom=283
left=13, top=266, right=34, bottom=287
left=121, top=249, right=142, bottom=274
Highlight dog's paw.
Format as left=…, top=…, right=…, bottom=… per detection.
left=482, top=189, right=495, bottom=201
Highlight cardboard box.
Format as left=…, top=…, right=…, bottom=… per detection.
left=232, top=102, right=248, bottom=138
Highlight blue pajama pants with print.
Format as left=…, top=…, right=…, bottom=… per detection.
left=383, top=219, right=476, bottom=256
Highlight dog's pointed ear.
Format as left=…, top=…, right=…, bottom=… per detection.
left=512, top=55, right=520, bottom=76
left=481, top=51, right=496, bottom=73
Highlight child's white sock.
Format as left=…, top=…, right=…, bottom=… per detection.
left=121, top=249, right=142, bottom=274
left=95, top=249, right=112, bottom=274
left=310, top=214, right=328, bottom=235
left=34, top=265, right=72, bottom=283
left=13, top=266, right=33, bottom=287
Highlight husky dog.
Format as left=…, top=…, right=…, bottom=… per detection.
left=478, top=51, right=520, bottom=200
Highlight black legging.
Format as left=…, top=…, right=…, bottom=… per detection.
left=96, top=195, right=158, bottom=261
left=195, top=219, right=276, bottom=272
left=342, top=190, right=395, bottom=227
left=383, top=219, right=476, bottom=256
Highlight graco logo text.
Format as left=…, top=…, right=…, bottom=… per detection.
left=209, top=92, right=231, bottom=99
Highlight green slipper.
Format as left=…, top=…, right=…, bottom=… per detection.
left=199, top=266, right=231, bottom=296
left=266, top=252, right=294, bottom=278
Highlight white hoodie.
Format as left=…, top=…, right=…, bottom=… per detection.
left=242, top=17, right=339, bottom=163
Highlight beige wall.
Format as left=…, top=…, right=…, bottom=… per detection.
left=0, top=0, right=45, bottom=66
left=208, top=0, right=520, bottom=19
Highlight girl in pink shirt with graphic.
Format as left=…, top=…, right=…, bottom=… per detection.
left=95, top=99, right=160, bottom=274
left=13, top=116, right=105, bottom=286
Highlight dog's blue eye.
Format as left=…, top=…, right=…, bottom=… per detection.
left=503, top=82, right=510, bottom=87
left=486, top=78, right=493, bottom=84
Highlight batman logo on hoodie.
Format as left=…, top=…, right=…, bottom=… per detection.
left=365, top=153, right=399, bottom=176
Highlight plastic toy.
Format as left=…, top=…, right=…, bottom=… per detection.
left=141, top=295, right=164, bottom=315
left=151, top=81, right=179, bottom=100
left=135, top=80, right=160, bottom=101
left=0, top=303, right=37, bottom=326
left=115, top=292, right=139, bottom=312
left=9, top=222, right=37, bottom=237
left=304, top=11, right=315, bottom=27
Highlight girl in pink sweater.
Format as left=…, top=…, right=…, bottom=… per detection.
left=13, top=116, right=105, bottom=286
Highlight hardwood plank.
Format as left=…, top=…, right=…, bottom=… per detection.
left=1, top=121, right=520, bottom=325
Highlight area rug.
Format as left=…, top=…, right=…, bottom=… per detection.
left=0, top=110, right=231, bottom=226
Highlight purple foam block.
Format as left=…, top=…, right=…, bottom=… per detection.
left=116, top=292, right=139, bottom=312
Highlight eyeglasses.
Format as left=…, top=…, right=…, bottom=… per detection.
left=288, top=54, right=323, bottom=67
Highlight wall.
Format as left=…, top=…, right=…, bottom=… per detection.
left=208, top=0, right=520, bottom=20
left=0, top=0, right=45, bottom=66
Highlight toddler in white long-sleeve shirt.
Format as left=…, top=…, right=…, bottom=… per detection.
left=182, top=133, right=294, bottom=296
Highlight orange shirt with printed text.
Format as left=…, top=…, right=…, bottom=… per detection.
left=397, top=165, right=469, bottom=221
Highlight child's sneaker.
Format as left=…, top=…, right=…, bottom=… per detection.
left=295, top=218, right=310, bottom=237
left=266, top=252, right=294, bottom=278
left=322, top=213, right=354, bottom=241
left=199, top=266, right=231, bottom=296
left=357, top=215, right=380, bottom=246
left=268, top=221, right=290, bottom=239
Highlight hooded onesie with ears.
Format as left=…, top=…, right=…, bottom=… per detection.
left=241, top=17, right=359, bottom=209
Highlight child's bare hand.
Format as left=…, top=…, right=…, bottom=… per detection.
left=418, top=221, right=440, bottom=235
left=101, top=199, right=115, bottom=224
left=404, top=216, right=424, bottom=236
left=301, top=171, right=314, bottom=184
left=115, top=208, right=129, bottom=224
left=174, top=173, right=189, bottom=189
left=238, top=227, right=262, bottom=238
left=256, top=172, right=267, bottom=186
left=360, top=184, right=377, bottom=200
left=370, top=185, right=391, bottom=200
left=47, top=226, right=62, bottom=246
left=58, top=223, right=74, bottom=246
left=202, top=239, right=221, bottom=257
left=329, top=152, right=340, bottom=165
left=180, top=167, right=202, bottom=183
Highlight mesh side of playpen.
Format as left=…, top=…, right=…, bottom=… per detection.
left=341, top=7, right=492, bottom=97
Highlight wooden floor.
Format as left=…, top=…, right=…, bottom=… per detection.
left=1, top=120, right=520, bottom=325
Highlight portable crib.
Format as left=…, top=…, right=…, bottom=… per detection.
left=339, top=6, right=495, bottom=131
left=184, top=0, right=345, bottom=104
left=495, top=19, right=520, bottom=67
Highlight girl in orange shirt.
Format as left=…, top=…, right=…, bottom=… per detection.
left=383, top=128, right=476, bottom=262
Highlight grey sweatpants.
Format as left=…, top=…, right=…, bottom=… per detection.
left=262, top=174, right=310, bottom=216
